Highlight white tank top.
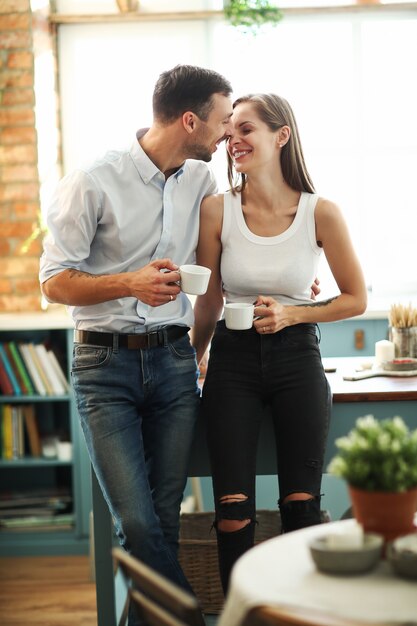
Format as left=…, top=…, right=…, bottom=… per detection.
left=220, top=190, right=322, bottom=307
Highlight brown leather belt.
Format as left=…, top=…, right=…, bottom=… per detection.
left=74, top=326, right=189, bottom=350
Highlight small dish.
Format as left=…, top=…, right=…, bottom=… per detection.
left=387, top=533, right=417, bottom=580
left=309, top=533, right=383, bottom=575
left=382, top=358, right=417, bottom=372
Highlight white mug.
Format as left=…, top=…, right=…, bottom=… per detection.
left=179, top=264, right=211, bottom=296
left=57, top=441, right=73, bottom=462
left=224, top=303, right=255, bottom=330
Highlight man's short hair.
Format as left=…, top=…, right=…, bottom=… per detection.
left=153, top=64, right=232, bottom=123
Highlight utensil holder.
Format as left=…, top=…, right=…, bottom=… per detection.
left=388, top=326, right=417, bottom=358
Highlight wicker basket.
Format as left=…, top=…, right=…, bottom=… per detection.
left=178, top=509, right=330, bottom=614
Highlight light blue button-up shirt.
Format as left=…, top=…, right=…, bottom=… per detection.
left=39, top=130, right=217, bottom=333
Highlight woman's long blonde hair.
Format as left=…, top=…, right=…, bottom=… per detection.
left=227, top=93, right=315, bottom=195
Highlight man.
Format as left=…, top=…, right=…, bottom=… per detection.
left=40, top=65, right=233, bottom=623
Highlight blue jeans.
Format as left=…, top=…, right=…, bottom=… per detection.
left=71, top=333, right=200, bottom=613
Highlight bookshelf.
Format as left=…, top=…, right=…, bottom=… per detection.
left=0, top=310, right=92, bottom=556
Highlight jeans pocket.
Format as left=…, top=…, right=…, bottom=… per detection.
left=167, top=335, right=196, bottom=360
left=72, top=344, right=112, bottom=371
left=279, top=325, right=319, bottom=350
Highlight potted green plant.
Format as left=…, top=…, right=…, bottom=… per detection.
left=224, top=0, right=282, bottom=32
left=328, top=415, right=417, bottom=542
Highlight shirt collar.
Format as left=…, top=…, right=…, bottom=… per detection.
left=131, top=129, right=186, bottom=184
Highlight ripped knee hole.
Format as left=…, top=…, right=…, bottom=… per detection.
left=219, top=493, right=248, bottom=504
left=217, top=494, right=251, bottom=532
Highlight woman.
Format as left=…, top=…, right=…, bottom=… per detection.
left=191, top=93, right=367, bottom=594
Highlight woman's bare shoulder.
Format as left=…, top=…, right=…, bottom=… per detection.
left=315, top=196, right=345, bottom=223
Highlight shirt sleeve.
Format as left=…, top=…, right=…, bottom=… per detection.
left=39, top=168, right=102, bottom=284
left=205, top=167, right=218, bottom=197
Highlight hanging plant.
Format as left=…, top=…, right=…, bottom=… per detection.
left=224, top=0, right=283, bottom=32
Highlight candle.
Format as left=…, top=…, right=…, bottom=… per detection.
left=375, top=339, right=395, bottom=366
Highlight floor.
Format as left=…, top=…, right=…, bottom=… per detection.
left=0, top=555, right=97, bottom=626
left=0, top=554, right=219, bottom=626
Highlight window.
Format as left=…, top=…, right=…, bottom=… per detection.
left=55, top=4, right=417, bottom=303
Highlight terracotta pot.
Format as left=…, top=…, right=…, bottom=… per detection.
left=349, top=485, right=417, bottom=543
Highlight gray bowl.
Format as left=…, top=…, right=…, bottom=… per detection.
left=387, top=533, right=417, bottom=580
left=309, top=533, right=383, bottom=575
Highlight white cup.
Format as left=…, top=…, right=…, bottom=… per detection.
left=179, top=264, right=211, bottom=295
left=41, top=436, right=59, bottom=458
left=224, top=303, right=255, bottom=330
left=57, top=441, right=73, bottom=462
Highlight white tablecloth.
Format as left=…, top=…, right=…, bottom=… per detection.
left=218, top=520, right=417, bottom=626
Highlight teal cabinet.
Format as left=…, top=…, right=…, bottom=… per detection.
left=0, top=314, right=91, bottom=556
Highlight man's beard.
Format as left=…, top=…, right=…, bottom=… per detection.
left=188, top=142, right=213, bottom=162
left=185, top=126, right=214, bottom=162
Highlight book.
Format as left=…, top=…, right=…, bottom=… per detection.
left=0, top=358, right=13, bottom=396
left=2, top=404, right=13, bottom=460
left=0, top=343, right=21, bottom=396
left=11, top=405, right=24, bottom=459
left=8, top=341, right=35, bottom=395
left=23, top=404, right=41, bottom=457
left=18, top=343, right=47, bottom=396
left=34, top=343, right=66, bottom=396
left=4, top=343, right=29, bottom=395
left=0, top=490, right=72, bottom=508
left=47, top=349, right=70, bottom=393
left=0, top=523, right=73, bottom=532
left=0, top=513, right=74, bottom=531
left=0, top=487, right=72, bottom=508
left=0, top=507, right=60, bottom=518
left=0, top=495, right=71, bottom=518
left=28, top=343, right=54, bottom=396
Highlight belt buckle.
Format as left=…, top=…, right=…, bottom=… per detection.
left=147, top=330, right=162, bottom=348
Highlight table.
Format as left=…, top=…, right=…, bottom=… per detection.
left=218, top=519, right=417, bottom=626
left=92, top=357, right=417, bottom=626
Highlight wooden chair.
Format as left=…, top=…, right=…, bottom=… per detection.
left=242, top=605, right=376, bottom=626
left=112, top=547, right=206, bottom=626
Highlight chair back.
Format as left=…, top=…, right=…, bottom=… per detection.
left=112, top=547, right=206, bottom=626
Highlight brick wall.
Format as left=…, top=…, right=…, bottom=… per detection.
left=0, top=0, right=42, bottom=312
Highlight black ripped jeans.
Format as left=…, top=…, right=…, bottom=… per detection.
left=202, top=321, right=331, bottom=592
